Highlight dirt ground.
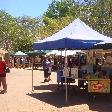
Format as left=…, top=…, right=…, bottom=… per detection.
left=0, top=68, right=112, bottom=112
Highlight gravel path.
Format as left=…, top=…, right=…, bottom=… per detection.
left=0, top=68, right=112, bottom=112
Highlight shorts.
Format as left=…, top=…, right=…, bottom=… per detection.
left=0, top=73, right=6, bottom=77
left=44, top=68, right=50, bottom=78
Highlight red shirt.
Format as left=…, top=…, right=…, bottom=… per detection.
left=0, top=61, right=6, bottom=77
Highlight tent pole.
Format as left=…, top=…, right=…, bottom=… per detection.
left=32, top=58, right=34, bottom=92
left=61, top=50, right=62, bottom=67
left=65, top=48, right=68, bottom=104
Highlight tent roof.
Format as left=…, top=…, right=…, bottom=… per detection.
left=46, top=50, right=59, bottom=55
left=33, top=18, right=111, bottom=50
left=25, top=50, right=46, bottom=56
left=46, top=50, right=82, bottom=56
left=14, top=51, right=27, bottom=56
left=56, top=50, right=82, bottom=56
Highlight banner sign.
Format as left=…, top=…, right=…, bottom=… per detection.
left=88, top=79, right=110, bottom=93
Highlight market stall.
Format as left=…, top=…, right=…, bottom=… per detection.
left=13, top=51, right=28, bottom=68
left=57, top=50, right=112, bottom=93
left=26, top=50, right=46, bottom=69
left=85, top=50, right=111, bottom=93
left=33, top=18, right=111, bottom=103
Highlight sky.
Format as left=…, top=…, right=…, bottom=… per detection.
left=0, top=0, right=53, bottom=18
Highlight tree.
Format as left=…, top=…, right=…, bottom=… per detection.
left=1, top=0, right=111, bottom=53
left=13, top=16, right=40, bottom=52
left=78, top=0, right=112, bottom=37
left=0, top=11, right=40, bottom=52
left=0, top=10, right=19, bottom=52
left=44, top=0, right=80, bottom=19
left=38, top=0, right=80, bottom=39
left=37, top=16, right=74, bottom=39
left=42, top=0, right=112, bottom=39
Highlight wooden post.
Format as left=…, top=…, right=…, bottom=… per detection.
left=32, top=58, right=34, bottom=92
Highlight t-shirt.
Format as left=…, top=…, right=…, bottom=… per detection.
left=43, top=60, right=51, bottom=69
left=0, top=61, right=6, bottom=77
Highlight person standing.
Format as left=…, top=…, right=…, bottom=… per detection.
left=0, top=57, right=7, bottom=94
left=47, top=58, right=52, bottom=81
left=21, top=57, right=25, bottom=69
left=43, top=57, right=51, bottom=82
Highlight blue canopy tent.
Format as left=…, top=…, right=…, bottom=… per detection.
left=33, top=18, right=110, bottom=50
left=32, top=18, right=111, bottom=103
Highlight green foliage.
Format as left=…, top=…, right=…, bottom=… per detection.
left=37, top=16, right=74, bottom=39
left=44, top=0, right=80, bottom=19
left=0, top=11, right=39, bottom=52
left=0, top=0, right=112, bottom=53
left=0, top=10, right=18, bottom=51
left=13, top=36, right=33, bottom=52
left=13, top=16, right=40, bottom=52
left=79, top=0, right=112, bottom=37
left=44, top=0, right=112, bottom=36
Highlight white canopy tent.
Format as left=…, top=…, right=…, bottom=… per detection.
left=96, top=38, right=112, bottom=45
left=46, top=50, right=59, bottom=55
left=46, top=50, right=83, bottom=56
left=56, top=50, right=82, bottom=56
left=32, top=18, right=111, bottom=104
left=33, top=18, right=111, bottom=50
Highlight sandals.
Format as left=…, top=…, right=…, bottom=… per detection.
left=44, top=78, right=52, bottom=82
left=48, top=79, right=51, bottom=81
left=44, top=79, right=48, bottom=82
left=0, top=90, right=7, bottom=94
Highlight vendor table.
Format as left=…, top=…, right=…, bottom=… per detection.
left=57, top=69, right=111, bottom=93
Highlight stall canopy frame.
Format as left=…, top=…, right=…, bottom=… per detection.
left=32, top=18, right=111, bottom=104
